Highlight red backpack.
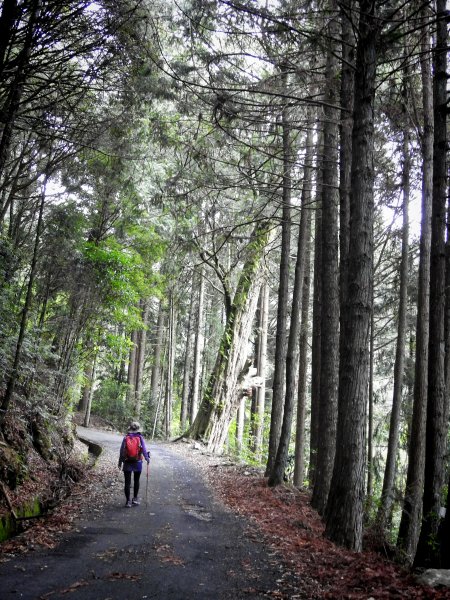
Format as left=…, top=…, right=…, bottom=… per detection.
left=124, top=434, right=141, bottom=462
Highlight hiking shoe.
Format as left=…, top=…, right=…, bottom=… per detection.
left=132, top=497, right=140, bottom=506
left=125, top=500, right=132, bottom=508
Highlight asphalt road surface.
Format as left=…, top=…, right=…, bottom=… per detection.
left=0, top=428, right=282, bottom=599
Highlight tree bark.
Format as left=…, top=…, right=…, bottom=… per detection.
left=339, top=0, right=355, bottom=308
left=127, top=329, right=137, bottom=408
left=325, top=0, right=379, bottom=551
left=83, top=350, right=97, bottom=428
left=190, top=220, right=272, bottom=452
left=269, top=100, right=315, bottom=487
left=367, top=288, right=375, bottom=502
left=415, top=0, right=449, bottom=568
left=293, top=209, right=312, bottom=488
left=190, top=267, right=205, bottom=424
left=397, top=2, right=433, bottom=561
left=78, top=341, right=95, bottom=414
left=265, top=70, right=292, bottom=475
left=252, top=281, right=269, bottom=459
left=236, top=397, right=245, bottom=453
left=134, top=299, right=150, bottom=419
left=164, top=293, right=176, bottom=439
left=377, top=109, right=410, bottom=531
left=308, top=125, right=324, bottom=488
left=180, top=276, right=196, bottom=430
left=149, top=300, right=165, bottom=412
left=311, top=0, right=340, bottom=513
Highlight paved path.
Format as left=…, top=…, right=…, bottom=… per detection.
left=0, top=428, right=280, bottom=599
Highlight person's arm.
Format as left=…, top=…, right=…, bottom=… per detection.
left=118, top=437, right=125, bottom=468
left=140, top=435, right=150, bottom=462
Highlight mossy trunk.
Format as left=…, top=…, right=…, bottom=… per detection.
left=189, top=220, right=272, bottom=452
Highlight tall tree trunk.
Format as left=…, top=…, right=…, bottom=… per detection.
left=339, top=1, right=355, bottom=307
left=78, top=341, right=95, bottom=413
left=311, top=0, right=340, bottom=513
left=190, top=267, right=205, bottom=424
left=440, top=181, right=450, bottom=566
left=377, top=110, right=410, bottom=531
left=325, top=0, right=379, bottom=551
left=83, top=350, right=97, bottom=428
left=236, top=397, right=245, bottom=453
left=149, top=300, right=165, bottom=412
left=415, top=0, right=449, bottom=568
left=269, top=100, right=315, bottom=487
left=252, top=281, right=269, bottom=458
left=250, top=291, right=261, bottom=450
left=127, top=330, right=137, bottom=408
left=397, top=2, right=433, bottom=560
left=164, top=293, right=176, bottom=439
left=134, top=299, right=150, bottom=419
left=265, top=69, right=292, bottom=475
left=293, top=210, right=312, bottom=488
left=0, top=0, right=18, bottom=75
left=180, top=277, right=196, bottom=430
left=190, top=220, right=272, bottom=452
left=308, top=125, right=324, bottom=488
left=367, top=289, right=375, bottom=502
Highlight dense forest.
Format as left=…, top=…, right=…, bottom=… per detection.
left=0, top=0, right=448, bottom=570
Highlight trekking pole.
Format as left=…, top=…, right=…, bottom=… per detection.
left=146, top=460, right=149, bottom=507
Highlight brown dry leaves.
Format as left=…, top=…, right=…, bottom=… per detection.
left=206, top=467, right=450, bottom=600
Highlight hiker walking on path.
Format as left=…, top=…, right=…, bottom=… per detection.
left=118, top=421, right=150, bottom=507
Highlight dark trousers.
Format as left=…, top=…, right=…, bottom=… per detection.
left=124, top=470, right=141, bottom=501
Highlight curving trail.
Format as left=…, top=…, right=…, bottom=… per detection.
left=0, top=428, right=280, bottom=599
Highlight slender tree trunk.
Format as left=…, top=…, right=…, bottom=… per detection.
left=134, top=299, right=150, bottom=419
left=325, top=0, right=379, bottom=551
left=367, top=289, right=375, bottom=503
left=83, top=350, right=97, bottom=428
left=180, top=276, right=196, bottom=430
left=440, top=178, right=450, bottom=566
left=265, top=69, right=292, bottom=476
left=190, top=267, right=205, bottom=424
left=293, top=210, right=312, bottom=488
left=0, top=0, right=18, bottom=74
left=149, top=300, right=165, bottom=412
left=308, top=125, right=324, bottom=488
left=253, top=281, right=269, bottom=458
left=164, top=293, right=176, bottom=439
left=250, top=292, right=261, bottom=450
left=311, top=1, right=340, bottom=513
left=127, top=330, right=137, bottom=408
left=339, top=1, right=355, bottom=307
left=377, top=115, right=410, bottom=531
left=397, top=3, right=433, bottom=561
left=78, top=341, right=95, bottom=413
left=415, top=0, right=449, bottom=567
left=236, top=397, right=245, bottom=453
left=269, top=100, right=315, bottom=487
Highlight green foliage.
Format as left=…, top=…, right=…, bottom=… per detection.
left=83, top=238, right=149, bottom=326
left=91, top=380, right=131, bottom=430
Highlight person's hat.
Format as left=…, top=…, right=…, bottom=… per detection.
left=127, top=421, right=141, bottom=432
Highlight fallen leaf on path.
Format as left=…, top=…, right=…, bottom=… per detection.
left=105, top=572, right=141, bottom=581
